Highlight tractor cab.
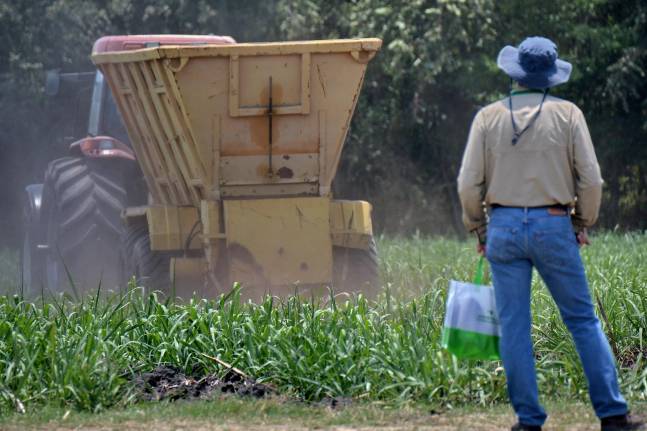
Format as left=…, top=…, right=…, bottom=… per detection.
left=45, top=35, right=237, bottom=161
left=43, top=68, right=134, bottom=160
left=88, top=71, right=130, bottom=143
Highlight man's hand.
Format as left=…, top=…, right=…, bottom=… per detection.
left=473, top=228, right=487, bottom=256
left=576, top=228, right=590, bottom=247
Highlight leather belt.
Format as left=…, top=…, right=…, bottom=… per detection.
left=490, top=203, right=570, bottom=211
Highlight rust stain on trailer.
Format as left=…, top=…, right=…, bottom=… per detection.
left=276, top=166, right=294, bottom=179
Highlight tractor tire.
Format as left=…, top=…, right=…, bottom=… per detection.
left=21, top=184, right=45, bottom=297
left=332, top=236, right=381, bottom=299
left=41, top=157, right=127, bottom=294
left=21, top=225, right=40, bottom=297
left=122, top=223, right=170, bottom=294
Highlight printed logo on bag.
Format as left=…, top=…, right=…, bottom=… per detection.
left=476, top=310, right=499, bottom=325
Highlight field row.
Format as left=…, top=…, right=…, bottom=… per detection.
left=0, top=233, right=645, bottom=414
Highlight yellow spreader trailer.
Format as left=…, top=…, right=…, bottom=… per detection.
left=92, top=38, right=382, bottom=301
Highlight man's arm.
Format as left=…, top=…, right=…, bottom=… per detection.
left=457, top=110, right=487, bottom=247
left=570, top=107, right=603, bottom=232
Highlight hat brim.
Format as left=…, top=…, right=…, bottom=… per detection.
left=497, top=45, right=572, bottom=89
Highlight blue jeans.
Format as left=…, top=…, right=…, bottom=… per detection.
left=486, top=207, right=627, bottom=426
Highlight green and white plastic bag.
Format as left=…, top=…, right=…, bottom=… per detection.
left=441, top=257, right=501, bottom=360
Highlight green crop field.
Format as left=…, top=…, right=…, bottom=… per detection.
left=0, top=233, right=645, bottom=430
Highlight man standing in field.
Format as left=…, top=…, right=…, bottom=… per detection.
left=457, top=37, right=644, bottom=431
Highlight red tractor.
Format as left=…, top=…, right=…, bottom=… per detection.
left=22, top=35, right=235, bottom=296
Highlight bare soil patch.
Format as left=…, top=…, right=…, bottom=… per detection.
left=132, top=365, right=272, bottom=402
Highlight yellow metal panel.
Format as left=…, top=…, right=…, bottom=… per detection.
left=92, top=39, right=382, bottom=64
left=93, top=48, right=161, bottom=63
left=200, top=200, right=222, bottom=242
left=220, top=183, right=317, bottom=198
left=118, top=61, right=190, bottom=204
left=169, top=257, right=215, bottom=298
left=330, top=200, right=373, bottom=249
left=224, top=197, right=332, bottom=287
left=102, top=63, right=165, bottom=204
left=106, top=63, right=174, bottom=204
left=315, top=53, right=370, bottom=190
left=147, top=206, right=201, bottom=251
left=229, top=53, right=311, bottom=117
left=199, top=200, right=225, bottom=290
left=123, top=205, right=147, bottom=226
left=318, top=110, right=328, bottom=196
left=220, top=153, right=319, bottom=185
left=134, top=60, right=199, bottom=203
left=156, top=60, right=209, bottom=195
left=93, top=39, right=382, bottom=201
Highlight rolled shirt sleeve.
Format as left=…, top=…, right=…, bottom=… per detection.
left=457, top=110, right=487, bottom=234
left=570, top=107, right=603, bottom=229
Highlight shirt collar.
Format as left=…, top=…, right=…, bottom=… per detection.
left=510, top=88, right=546, bottom=96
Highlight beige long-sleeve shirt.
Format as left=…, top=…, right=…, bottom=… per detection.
left=457, top=92, right=603, bottom=233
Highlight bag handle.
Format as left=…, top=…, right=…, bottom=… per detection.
left=473, top=256, right=485, bottom=285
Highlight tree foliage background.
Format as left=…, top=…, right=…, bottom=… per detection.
left=0, top=0, right=645, bottom=247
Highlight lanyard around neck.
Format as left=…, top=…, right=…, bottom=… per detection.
left=508, top=86, right=549, bottom=145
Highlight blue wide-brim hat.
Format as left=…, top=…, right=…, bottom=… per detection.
left=497, top=36, right=572, bottom=89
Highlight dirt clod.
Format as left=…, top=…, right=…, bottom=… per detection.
left=132, top=365, right=272, bottom=402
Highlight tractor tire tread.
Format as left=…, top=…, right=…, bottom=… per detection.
left=42, top=156, right=127, bottom=291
